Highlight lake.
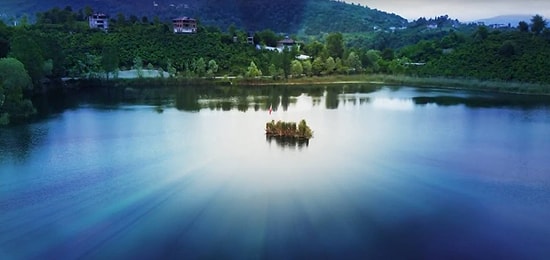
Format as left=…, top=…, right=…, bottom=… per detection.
left=1, top=84, right=550, bottom=259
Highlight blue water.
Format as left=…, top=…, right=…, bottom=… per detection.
left=1, top=85, right=550, bottom=259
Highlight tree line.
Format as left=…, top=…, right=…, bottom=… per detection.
left=403, top=15, right=550, bottom=84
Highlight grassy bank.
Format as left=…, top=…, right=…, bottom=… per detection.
left=233, top=74, right=550, bottom=96
left=69, top=74, right=550, bottom=96
left=370, top=75, right=550, bottom=95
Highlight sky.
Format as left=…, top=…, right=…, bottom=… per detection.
left=348, top=0, right=550, bottom=21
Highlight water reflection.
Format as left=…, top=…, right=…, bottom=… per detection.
left=19, top=84, right=550, bottom=123
left=175, top=87, right=200, bottom=111
left=325, top=88, right=340, bottom=109
left=266, top=135, right=309, bottom=149
left=0, top=125, right=46, bottom=163
left=372, top=98, right=414, bottom=111
left=413, top=95, right=550, bottom=109
left=32, top=88, right=79, bottom=117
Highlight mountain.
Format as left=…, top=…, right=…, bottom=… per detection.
left=474, top=15, right=533, bottom=27
left=0, top=0, right=407, bottom=34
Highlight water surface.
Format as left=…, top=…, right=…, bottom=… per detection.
left=1, top=85, right=550, bottom=259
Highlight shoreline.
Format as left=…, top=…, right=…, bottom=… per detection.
left=65, top=74, right=550, bottom=96
left=232, top=74, right=550, bottom=96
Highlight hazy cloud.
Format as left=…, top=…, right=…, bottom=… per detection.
left=348, top=0, right=550, bottom=21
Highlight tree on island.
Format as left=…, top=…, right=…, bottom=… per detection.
left=266, top=119, right=313, bottom=139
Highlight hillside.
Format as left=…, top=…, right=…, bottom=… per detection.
left=407, top=28, right=550, bottom=85
left=0, top=0, right=406, bottom=33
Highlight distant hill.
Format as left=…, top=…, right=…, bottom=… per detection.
left=0, top=0, right=407, bottom=34
left=474, top=15, right=533, bottom=27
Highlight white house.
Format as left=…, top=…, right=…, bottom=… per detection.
left=172, top=17, right=197, bottom=33
left=89, top=13, right=109, bottom=31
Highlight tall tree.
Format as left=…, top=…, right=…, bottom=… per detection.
left=325, top=57, right=336, bottom=74
left=518, top=21, right=529, bottom=32
left=474, top=26, right=489, bottom=41
left=101, top=45, right=119, bottom=79
left=207, top=59, right=218, bottom=78
left=531, top=15, right=547, bottom=35
left=0, top=82, right=6, bottom=125
left=133, top=56, right=143, bottom=78
left=312, top=57, right=325, bottom=76
left=116, top=13, right=127, bottom=26
left=290, top=60, right=303, bottom=77
left=255, top=29, right=279, bottom=47
left=302, top=60, right=312, bottom=76
left=0, top=38, right=9, bottom=58
left=9, top=34, right=45, bottom=85
left=0, top=21, right=9, bottom=58
left=364, top=50, right=381, bottom=72
left=326, top=32, right=344, bottom=59
left=83, top=6, right=94, bottom=18
left=246, top=61, right=262, bottom=77
left=281, top=47, right=292, bottom=78
left=346, top=52, right=362, bottom=72
left=195, top=58, right=206, bottom=77
left=304, top=41, right=326, bottom=58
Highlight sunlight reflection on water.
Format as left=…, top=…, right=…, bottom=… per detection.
left=1, top=85, right=550, bottom=259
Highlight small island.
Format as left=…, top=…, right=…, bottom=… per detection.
left=265, top=119, right=313, bottom=140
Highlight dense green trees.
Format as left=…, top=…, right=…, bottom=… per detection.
left=11, top=7, right=547, bottom=88
left=0, top=58, right=35, bottom=125
left=9, top=34, right=47, bottom=85
left=412, top=25, right=550, bottom=83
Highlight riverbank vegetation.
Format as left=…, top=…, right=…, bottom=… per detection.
left=1, top=6, right=550, bottom=125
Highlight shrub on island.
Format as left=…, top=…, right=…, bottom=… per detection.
left=265, top=119, right=313, bottom=139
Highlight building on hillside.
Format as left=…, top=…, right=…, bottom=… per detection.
left=426, top=24, right=438, bottom=29
left=89, top=13, right=109, bottom=31
left=296, top=54, right=311, bottom=60
left=489, top=23, right=511, bottom=29
left=247, top=32, right=255, bottom=45
left=277, top=37, right=297, bottom=49
left=173, top=17, right=197, bottom=33
left=256, top=36, right=300, bottom=53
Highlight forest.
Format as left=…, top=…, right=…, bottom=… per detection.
left=0, top=6, right=549, bottom=125
left=0, top=0, right=406, bottom=34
